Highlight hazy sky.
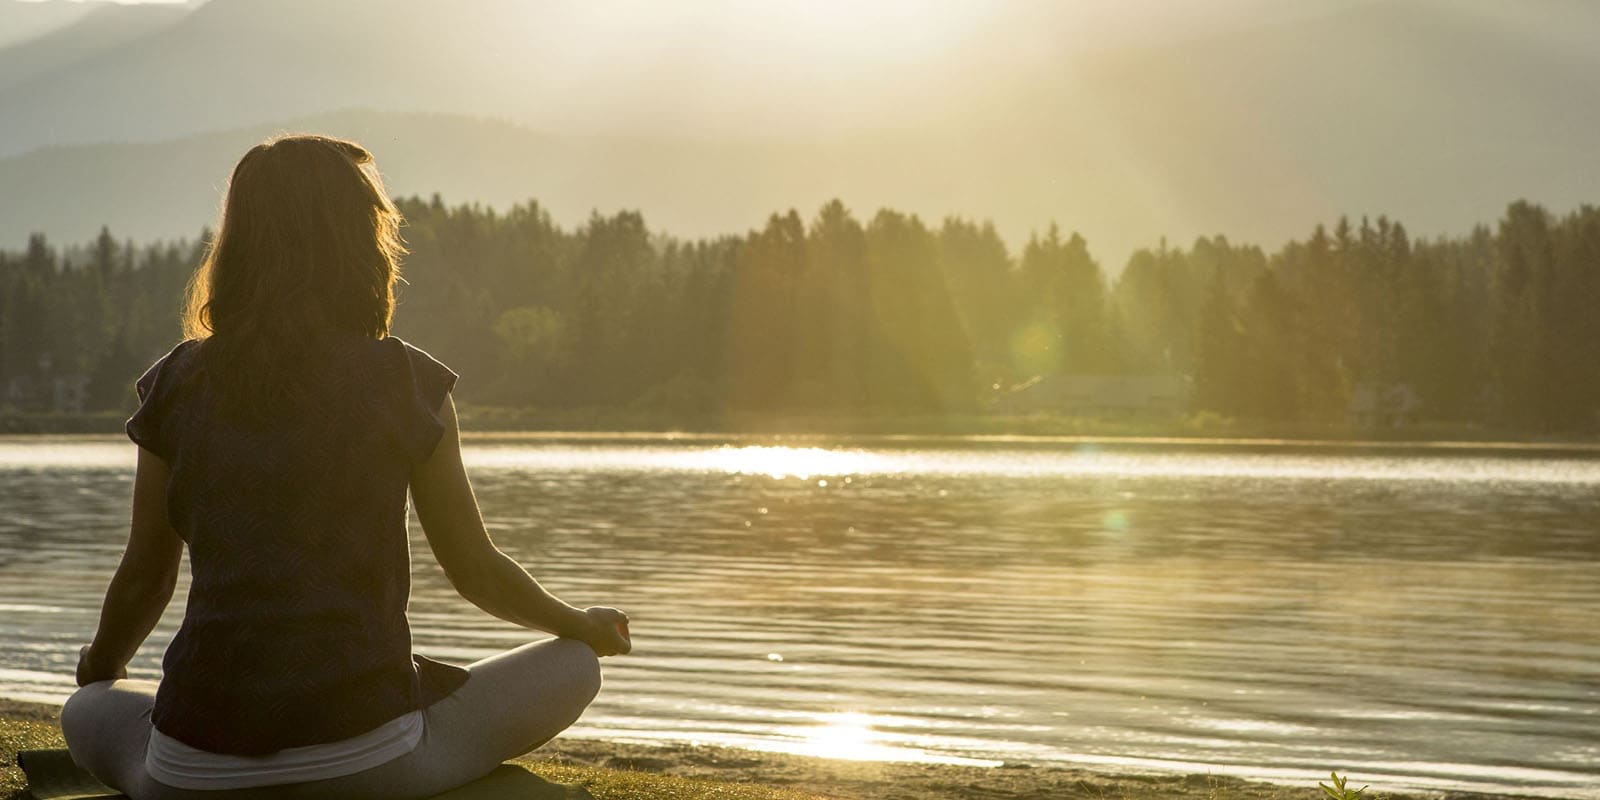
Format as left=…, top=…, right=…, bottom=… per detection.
left=3, top=0, right=1597, bottom=265
left=13, top=0, right=1359, bottom=49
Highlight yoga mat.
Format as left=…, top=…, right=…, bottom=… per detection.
left=16, top=750, right=594, bottom=799
left=16, top=750, right=117, bottom=800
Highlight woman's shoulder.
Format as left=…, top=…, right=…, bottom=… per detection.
left=376, top=334, right=440, bottom=360
left=375, top=336, right=458, bottom=460
left=150, top=337, right=205, bottom=366
left=135, top=338, right=205, bottom=398
left=375, top=336, right=453, bottom=375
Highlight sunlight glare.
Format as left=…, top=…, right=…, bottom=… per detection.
left=646, top=0, right=991, bottom=63
left=687, top=445, right=874, bottom=479
left=794, top=711, right=891, bottom=761
left=784, top=711, right=1004, bottom=767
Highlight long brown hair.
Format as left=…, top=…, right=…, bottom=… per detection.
left=182, top=134, right=405, bottom=423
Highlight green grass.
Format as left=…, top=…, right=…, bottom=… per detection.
left=0, top=719, right=64, bottom=800
left=525, top=762, right=828, bottom=800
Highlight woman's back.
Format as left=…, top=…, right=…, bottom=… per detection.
left=62, top=134, right=627, bottom=800
left=131, top=332, right=466, bottom=755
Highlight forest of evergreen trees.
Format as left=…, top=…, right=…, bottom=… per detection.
left=2, top=196, right=1597, bottom=433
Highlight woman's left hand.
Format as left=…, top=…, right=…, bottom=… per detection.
left=580, top=607, right=632, bottom=657
left=76, top=644, right=127, bottom=687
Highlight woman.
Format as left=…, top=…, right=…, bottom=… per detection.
left=61, top=134, right=631, bottom=800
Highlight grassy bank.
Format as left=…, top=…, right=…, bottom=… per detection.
left=0, top=699, right=1503, bottom=800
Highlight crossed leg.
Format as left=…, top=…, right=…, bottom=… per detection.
left=61, top=638, right=602, bottom=800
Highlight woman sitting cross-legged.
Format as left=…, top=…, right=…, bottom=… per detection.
left=61, top=134, right=631, bottom=800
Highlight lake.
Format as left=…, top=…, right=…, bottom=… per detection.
left=2, top=434, right=1597, bottom=797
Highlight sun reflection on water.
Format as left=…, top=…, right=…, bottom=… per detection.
left=783, top=711, right=1004, bottom=767
left=684, top=445, right=876, bottom=479
left=9, top=437, right=1600, bottom=486
left=793, top=711, right=880, bottom=760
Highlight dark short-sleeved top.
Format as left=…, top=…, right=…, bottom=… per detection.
left=125, top=332, right=470, bottom=755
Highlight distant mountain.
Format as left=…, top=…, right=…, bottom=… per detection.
left=0, top=0, right=652, bottom=155
left=0, top=1, right=196, bottom=92
left=0, top=0, right=92, bottom=50
left=2, top=0, right=1598, bottom=264
left=1060, top=0, right=1600, bottom=251
left=0, top=109, right=913, bottom=251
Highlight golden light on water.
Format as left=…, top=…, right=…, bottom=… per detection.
left=794, top=711, right=881, bottom=761
left=784, top=712, right=1005, bottom=767
left=565, top=710, right=1006, bottom=769
left=685, top=445, right=876, bottom=479
left=10, top=437, right=1600, bottom=485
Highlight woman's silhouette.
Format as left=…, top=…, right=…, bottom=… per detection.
left=60, top=134, right=630, bottom=800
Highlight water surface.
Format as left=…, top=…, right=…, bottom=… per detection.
left=2, top=435, right=1597, bottom=797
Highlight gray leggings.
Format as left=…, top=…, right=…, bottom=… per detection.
left=61, top=638, right=602, bottom=800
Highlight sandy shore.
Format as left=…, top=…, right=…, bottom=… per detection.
left=3, top=697, right=1551, bottom=800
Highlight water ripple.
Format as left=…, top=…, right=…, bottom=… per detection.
left=2, top=436, right=1597, bottom=797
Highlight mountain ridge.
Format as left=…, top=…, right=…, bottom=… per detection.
left=0, top=1, right=195, bottom=92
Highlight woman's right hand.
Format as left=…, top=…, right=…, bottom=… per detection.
left=581, top=606, right=632, bottom=656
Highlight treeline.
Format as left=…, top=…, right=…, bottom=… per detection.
left=2, top=197, right=1597, bottom=432
left=0, top=230, right=200, bottom=412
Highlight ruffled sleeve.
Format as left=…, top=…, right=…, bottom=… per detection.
left=125, top=340, right=197, bottom=461
left=395, top=339, right=459, bottom=465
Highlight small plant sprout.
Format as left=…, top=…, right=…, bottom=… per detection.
left=1319, top=772, right=1372, bottom=800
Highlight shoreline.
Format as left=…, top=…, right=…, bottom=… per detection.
left=0, top=699, right=1550, bottom=800
left=1, top=407, right=1597, bottom=450
left=3, top=429, right=1600, bottom=458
